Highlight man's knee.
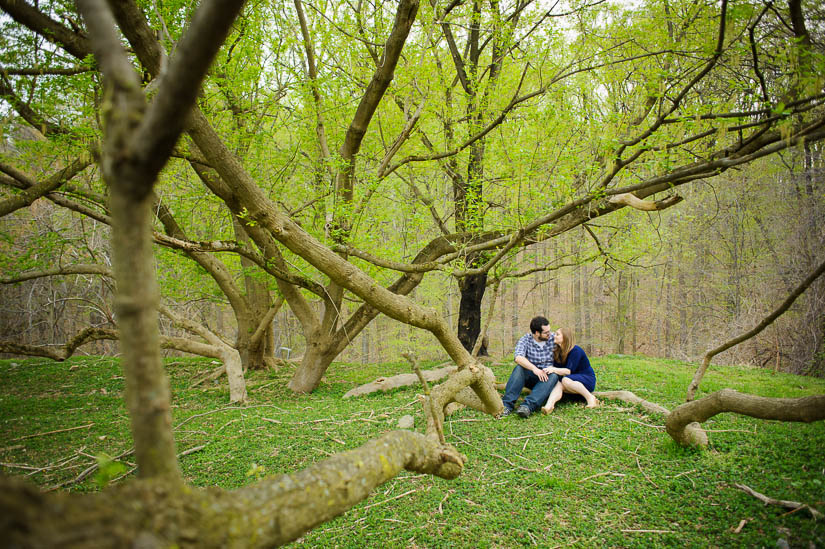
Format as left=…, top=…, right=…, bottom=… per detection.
left=508, top=366, right=525, bottom=381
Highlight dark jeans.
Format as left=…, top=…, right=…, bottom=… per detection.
left=502, top=366, right=559, bottom=412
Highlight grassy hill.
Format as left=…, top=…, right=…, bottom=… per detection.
left=1, top=354, right=823, bottom=547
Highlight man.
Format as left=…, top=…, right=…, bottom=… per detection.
left=500, top=315, right=560, bottom=418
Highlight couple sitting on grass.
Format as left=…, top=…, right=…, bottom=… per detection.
left=499, top=315, right=599, bottom=419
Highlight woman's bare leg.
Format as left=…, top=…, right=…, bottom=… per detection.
left=560, top=377, right=599, bottom=408
left=541, top=382, right=564, bottom=414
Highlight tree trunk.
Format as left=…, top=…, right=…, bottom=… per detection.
left=457, top=272, right=488, bottom=355
left=361, top=324, right=370, bottom=364
left=511, top=273, right=520, bottom=344
left=582, top=265, right=591, bottom=355
left=573, top=261, right=583, bottom=336
left=287, top=336, right=338, bottom=393
left=235, top=316, right=268, bottom=373
left=664, top=261, right=672, bottom=357
left=614, top=271, right=626, bottom=354
left=233, top=217, right=275, bottom=371
left=631, top=271, right=637, bottom=353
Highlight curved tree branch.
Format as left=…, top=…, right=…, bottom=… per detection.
left=1, top=264, right=113, bottom=284
left=666, top=389, right=825, bottom=448
left=608, top=193, right=683, bottom=212
left=0, top=327, right=118, bottom=361
left=0, top=74, right=71, bottom=136
left=0, top=154, right=95, bottom=217
left=0, top=0, right=93, bottom=60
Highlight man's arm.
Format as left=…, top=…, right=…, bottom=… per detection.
left=515, top=355, right=549, bottom=382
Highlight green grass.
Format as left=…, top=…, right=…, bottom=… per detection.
left=1, top=354, right=824, bottom=547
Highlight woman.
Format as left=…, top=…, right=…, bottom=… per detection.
left=541, top=327, right=599, bottom=413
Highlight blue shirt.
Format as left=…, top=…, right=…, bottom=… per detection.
left=513, top=333, right=556, bottom=370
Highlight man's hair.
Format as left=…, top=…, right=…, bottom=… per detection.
left=529, top=315, right=550, bottom=334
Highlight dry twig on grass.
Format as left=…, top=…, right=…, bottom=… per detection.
left=360, top=488, right=418, bottom=511
left=490, top=453, right=542, bottom=473
left=578, top=471, right=626, bottom=483
left=734, top=483, right=823, bottom=519
left=11, top=423, right=94, bottom=441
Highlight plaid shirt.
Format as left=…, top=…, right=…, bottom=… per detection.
left=513, top=333, right=556, bottom=370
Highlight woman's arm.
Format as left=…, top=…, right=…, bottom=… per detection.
left=559, top=347, right=587, bottom=376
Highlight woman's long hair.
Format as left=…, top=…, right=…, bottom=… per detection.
left=554, top=327, right=575, bottom=364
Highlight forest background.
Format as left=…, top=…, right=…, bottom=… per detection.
left=1, top=0, right=824, bottom=386
left=1, top=0, right=824, bottom=545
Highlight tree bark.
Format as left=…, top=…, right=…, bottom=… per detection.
left=287, top=334, right=339, bottom=393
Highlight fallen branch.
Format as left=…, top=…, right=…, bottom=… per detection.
left=46, top=446, right=135, bottom=492
left=360, top=488, right=417, bottom=511
left=189, top=364, right=227, bottom=388
left=734, top=483, right=823, bottom=519
left=490, top=453, right=542, bottom=473
left=578, top=471, right=626, bottom=483
left=343, top=364, right=456, bottom=398
left=595, top=390, right=669, bottom=415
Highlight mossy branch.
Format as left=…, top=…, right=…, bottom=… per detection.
left=1, top=430, right=465, bottom=548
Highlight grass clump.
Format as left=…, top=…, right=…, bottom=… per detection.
left=1, top=354, right=823, bottom=547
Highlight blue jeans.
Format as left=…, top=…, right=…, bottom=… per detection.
left=502, top=366, right=559, bottom=412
